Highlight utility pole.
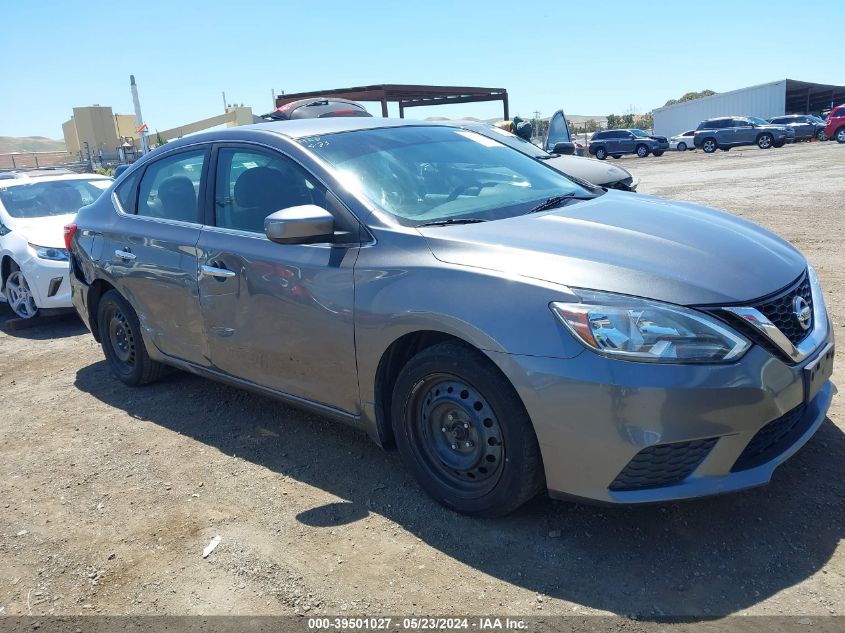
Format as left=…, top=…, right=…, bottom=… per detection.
left=130, top=75, right=149, bottom=155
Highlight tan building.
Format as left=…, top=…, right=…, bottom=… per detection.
left=62, top=105, right=125, bottom=161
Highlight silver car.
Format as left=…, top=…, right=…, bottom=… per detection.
left=67, top=118, right=835, bottom=516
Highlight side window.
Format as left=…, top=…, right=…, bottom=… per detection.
left=115, top=170, right=140, bottom=214
left=214, top=148, right=323, bottom=234
left=730, top=119, right=748, bottom=127
left=592, top=132, right=606, bottom=140
left=137, top=149, right=206, bottom=222
left=834, top=108, right=845, bottom=118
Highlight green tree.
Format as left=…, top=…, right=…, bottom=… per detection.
left=664, top=90, right=716, bottom=107
left=606, top=114, right=621, bottom=129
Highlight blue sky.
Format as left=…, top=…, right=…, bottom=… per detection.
left=1, top=0, right=842, bottom=138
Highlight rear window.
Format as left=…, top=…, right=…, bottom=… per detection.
left=0, top=179, right=110, bottom=218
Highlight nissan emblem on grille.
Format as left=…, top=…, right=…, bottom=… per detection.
left=793, top=295, right=812, bottom=331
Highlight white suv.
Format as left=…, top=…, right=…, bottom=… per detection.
left=0, top=170, right=111, bottom=319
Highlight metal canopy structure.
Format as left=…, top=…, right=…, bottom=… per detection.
left=784, top=79, right=845, bottom=114
left=274, top=84, right=509, bottom=119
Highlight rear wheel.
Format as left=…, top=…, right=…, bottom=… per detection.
left=773, top=140, right=785, bottom=148
left=594, top=147, right=608, bottom=160
left=652, top=150, right=664, bottom=157
left=391, top=342, right=544, bottom=516
left=757, top=133, right=774, bottom=149
left=702, top=138, right=717, bottom=153
left=611, top=154, right=622, bottom=159
left=720, top=147, right=731, bottom=152
left=677, top=142, right=687, bottom=151
left=4, top=265, right=38, bottom=319
left=836, top=127, right=845, bottom=143
left=97, top=290, right=169, bottom=386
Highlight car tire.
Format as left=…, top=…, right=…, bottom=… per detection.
left=816, top=130, right=827, bottom=141
left=97, top=289, right=169, bottom=386
left=635, top=144, right=649, bottom=158
left=677, top=142, right=687, bottom=151
left=3, top=263, right=39, bottom=319
left=757, top=133, right=774, bottom=149
left=720, top=147, right=731, bottom=152
left=773, top=140, right=785, bottom=148
left=701, top=138, right=717, bottom=153
left=390, top=341, right=544, bottom=517
left=594, top=147, right=608, bottom=160
left=652, top=150, right=664, bottom=157
left=611, top=154, right=622, bottom=159
left=836, top=127, right=845, bottom=144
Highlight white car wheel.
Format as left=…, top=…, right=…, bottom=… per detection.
left=5, top=269, right=39, bottom=319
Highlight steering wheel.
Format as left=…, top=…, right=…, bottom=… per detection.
left=446, top=182, right=482, bottom=202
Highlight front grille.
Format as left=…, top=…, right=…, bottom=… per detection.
left=753, top=273, right=813, bottom=346
left=731, top=404, right=810, bottom=472
left=609, top=438, right=718, bottom=491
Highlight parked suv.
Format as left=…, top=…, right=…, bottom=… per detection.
left=824, top=104, right=845, bottom=143
left=67, top=119, right=833, bottom=516
left=768, top=114, right=827, bottom=141
left=693, top=117, right=794, bottom=153
left=588, top=129, right=668, bottom=160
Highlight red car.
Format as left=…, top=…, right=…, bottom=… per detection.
left=824, top=104, right=845, bottom=143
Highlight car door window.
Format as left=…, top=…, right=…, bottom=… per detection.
left=213, top=148, right=333, bottom=235
left=136, top=150, right=206, bottom=222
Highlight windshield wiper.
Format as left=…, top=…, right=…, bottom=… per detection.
left=416, top=218, right=488, bottom=228
left=527, top=193, right=595, bottom=214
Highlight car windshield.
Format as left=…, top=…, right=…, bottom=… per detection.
left=629, top=129, right=649, bottom=137
left=748, top=116, right=770, bottom=126
left=472, top=125, right=549, bottom=158
left=0, top=179, right=110, bottom=218
left=300, top=126, right=596, bottom=227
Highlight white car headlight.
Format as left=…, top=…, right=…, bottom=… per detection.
left=551, top=289, right=750, bottom=363
left=29, top=244, right=69, bottom=261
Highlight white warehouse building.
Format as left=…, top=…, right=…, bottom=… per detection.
left=653, top=79, right=845, bottom=137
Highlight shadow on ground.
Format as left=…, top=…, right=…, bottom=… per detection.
left=75, top=360, right=844, bottom=618
left=0, top=303, right=86, bottom=339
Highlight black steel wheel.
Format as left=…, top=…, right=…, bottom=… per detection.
left=391, top=342, right=544, bottom=516
left=97, top=290, right=169, bottom=386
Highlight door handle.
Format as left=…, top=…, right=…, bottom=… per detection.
left=115, top=249, right=136, bottom=261
left=201, top=264, right=236, bottom=278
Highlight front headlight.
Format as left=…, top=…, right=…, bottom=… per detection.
left=29, top=244, right=69, bottom=261
left=550, top=289, right=750, bottom=363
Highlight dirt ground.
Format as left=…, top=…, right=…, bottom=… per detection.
left=0, top=141, right=843, bottom=619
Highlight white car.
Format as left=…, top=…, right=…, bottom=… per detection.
left=0, top=170, right=111, bottom=319
left=670, top=130, right=696, bottom=151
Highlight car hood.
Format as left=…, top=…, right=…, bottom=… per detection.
left=7, top=213, right=75, bottom=248
left=544, top=155, right=632, bottom=186
left=419, top=191, right=805, bottom=306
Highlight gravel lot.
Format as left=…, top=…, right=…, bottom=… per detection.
left=0, top=141, right=842, bottom=619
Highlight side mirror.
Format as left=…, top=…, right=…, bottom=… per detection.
left=264, top=204, right=334, bottom=244
left=551, top=141, right=575, bottom=156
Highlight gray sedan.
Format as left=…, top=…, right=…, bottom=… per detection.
left=67, top=118, right=834, bottom=516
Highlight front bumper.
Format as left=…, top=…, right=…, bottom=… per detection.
left=489, top=329, right=835, bottom=504
left=19, top=255, right=72, bottom=309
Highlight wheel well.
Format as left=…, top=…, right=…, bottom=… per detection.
left=86, top=279, right=117, bottom=342
left=374, top=331, right=474, bottom=449
left=0, top=256, right=15, bottom=290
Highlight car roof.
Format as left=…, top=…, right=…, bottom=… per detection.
left=0, top=172, right=108, bottom=188
left=239, top=117, right=445, bottom=140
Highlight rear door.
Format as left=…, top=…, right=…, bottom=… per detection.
left=104, top=146, right=209, bottom=365
left=195, top=144, right=362, bottom=414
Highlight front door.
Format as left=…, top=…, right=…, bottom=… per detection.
left=732, top=119, right=755, bottom=144
left=106, top=146, right=209, bottom=365
left=196, top=145, right=361, bottom=414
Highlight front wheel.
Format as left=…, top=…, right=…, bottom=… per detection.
left=816, top=130, right=827, bottom=141
left=757, top=133, right=774, bottom=149
left=635, top=144, right=649, bottom=158
left=594, top=147, right=608, bottom=160
left=4, top=266, right=38, bottom=319
left=611, top=154, right=622, bottom=159
left=97, top=290, right=169, bottom=386
left=652, top=150, right=664, bottom=157
left=391, top=342, right=544, bottom=517
left=677, top=142, right=687, bottom=151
